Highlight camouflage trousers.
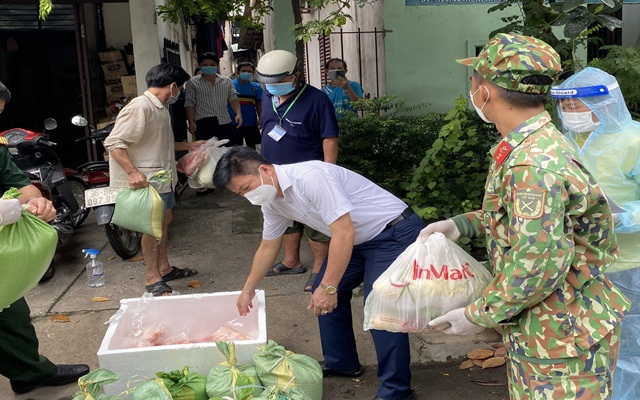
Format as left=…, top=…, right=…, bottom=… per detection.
left=506, top=325, right=621, bottom=400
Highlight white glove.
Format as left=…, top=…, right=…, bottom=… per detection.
left=420, top=219, right=460, bottom=242
left=0, top=199, right=22, bottom=226
left=428, top=308, right=485, bottom=335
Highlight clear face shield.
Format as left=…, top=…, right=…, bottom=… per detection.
left=550, top=83, right=619, bottom=135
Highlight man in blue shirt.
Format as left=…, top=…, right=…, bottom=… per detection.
left=256, top=49, right=339, bottom=292
left=321, top=58, right=363, bottom=117
left=229, top=62, right=263, bottom=149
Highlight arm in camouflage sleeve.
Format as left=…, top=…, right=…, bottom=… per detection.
left=465, top=166, right=577, bottom=328
left=451, top=211, right=483, bottom=239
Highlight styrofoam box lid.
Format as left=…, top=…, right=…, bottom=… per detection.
left=97, top=291, right=267, bottom=396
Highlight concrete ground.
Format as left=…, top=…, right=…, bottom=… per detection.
left=0, top=188, right=508, bottom=400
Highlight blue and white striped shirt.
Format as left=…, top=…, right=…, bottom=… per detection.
left=184, top=74, right=238, bottom=124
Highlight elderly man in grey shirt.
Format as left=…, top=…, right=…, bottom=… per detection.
left=185, top=52, right=242, bottom=146
left=104, top=63, right=205, bottom=296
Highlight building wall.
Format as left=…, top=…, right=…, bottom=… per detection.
left=622, top=4, right=640, bottom=47
left=384, top=3, right=508, bottom=113
left=102, top=3, right=132, bottom=50
left=271, top=0, right=297, bottom=53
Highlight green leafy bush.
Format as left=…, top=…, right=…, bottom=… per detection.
left=589, top=45, right=640, bottom=119
left=403, top=96, right=498, bottom=253
left=338, top=96, right=445, bottom=197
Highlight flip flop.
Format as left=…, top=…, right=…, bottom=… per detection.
left=304, top=272, right=319, bottom=292
left=162, top=266, right=199, bottom=282
left=145, top=281, right=173, bottom=296
left=265, top=262, right=307, bottom=277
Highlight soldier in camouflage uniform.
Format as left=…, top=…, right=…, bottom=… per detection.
left=424, top=33, right=631, bottom=399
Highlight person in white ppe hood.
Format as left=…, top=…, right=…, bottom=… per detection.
left=551, top=66, right=640, bottom=400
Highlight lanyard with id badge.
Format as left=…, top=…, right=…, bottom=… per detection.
left=268, top=85, right=307, bottom=142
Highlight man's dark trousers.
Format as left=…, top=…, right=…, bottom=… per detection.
left=0, top=297, right=56, bottom=381
left=313, top=213, right=424, bottom=400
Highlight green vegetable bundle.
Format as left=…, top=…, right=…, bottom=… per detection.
left=156, top=367, right=208, bottom=400
left=207, top=341, right=263, bottom=400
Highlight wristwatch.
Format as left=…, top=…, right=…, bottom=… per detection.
left=319, top=282, right=337, bottom=295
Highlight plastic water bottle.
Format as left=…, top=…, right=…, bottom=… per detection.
left=82, top=248, right=105, bottom=287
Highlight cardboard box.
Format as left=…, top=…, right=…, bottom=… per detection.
left=105, top=82, right=124, bottom=103
left=97, top=291, right=267, bottom=396
left=102, top=60, right=128, bottom=82
left=96, top=117, right=117, bottom=130
left=99, top=50, right=124, bottom=63
left=120, top=75, right=137, bottom=98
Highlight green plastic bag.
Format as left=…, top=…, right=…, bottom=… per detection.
left=112, top=170, right=169, bottom=238
left=253, top=340, right=322, bottom=400
left=72, top=368, right=121, bottom=400
left=253, top=385, right=311, bottom=400
left=206, top=341, right=263, bottom=400
left=156, top=367, right=208, bottom=400
left=130, top=379, right=173, bottom=400
left=0, top=188, right=57, bottom=310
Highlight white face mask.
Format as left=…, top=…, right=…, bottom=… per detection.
left=470, top=86, right=491, bottom=123
left=243, top=169, right=277, bottom=206
left=561, top=111, right=599, bottom=133
left=167, top=83, right=180, bottom=105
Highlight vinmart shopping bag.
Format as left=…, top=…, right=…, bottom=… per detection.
left=0, top=188, right=57, bottom=310
left=364, top=232, right=492, bottom=333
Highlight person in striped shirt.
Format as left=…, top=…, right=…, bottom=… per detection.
left=185, top=52, right=242, bottom=146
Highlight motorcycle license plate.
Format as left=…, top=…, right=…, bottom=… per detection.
left=85, top=187, right=120, bottom=207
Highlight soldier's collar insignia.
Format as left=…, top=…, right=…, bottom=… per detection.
left=513, top=186, right=546, bottom=219
left=493, top=140, right=512, bottom=166
left=0, top=137, right=8, bottom=147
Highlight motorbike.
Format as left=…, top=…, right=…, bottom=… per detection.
left=72, top=115, right=140, bottom=259
left=0, top=118, right=91, bottom=281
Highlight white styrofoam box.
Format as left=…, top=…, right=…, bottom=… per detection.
left=97, top=291, right=266, bottom=396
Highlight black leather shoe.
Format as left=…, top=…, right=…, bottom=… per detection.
left=320, top=360, right=364, bottom=378
left=372, top=390, right=416, bottom=400
left=10, top=364, right=90, bottom=394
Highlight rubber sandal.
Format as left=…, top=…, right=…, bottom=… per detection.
left=145, top=281, right=173, bottom=296
left=265, top=262, right=307, bottom=277
left=162, top=266, right=199, bottom=282
left=304, top=272, right=319, bottom=292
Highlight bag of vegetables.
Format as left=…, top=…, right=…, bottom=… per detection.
left=155, top=367, right=208, bottom=400
left=206, top=341, right=263, bottom=400
left=363, top=232, right=492, bottom=333
left=0, top=188, right=57, bottom=310
left=253, top=340, right=322, bottom=400
left=186, top=138, right=229, bottom=189
left=253, top=385, right=311, bottom=400
left=112, top=170, right=169, bottom=238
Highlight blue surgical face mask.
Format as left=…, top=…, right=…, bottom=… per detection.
left=200, top=66, right=218, bottom=75
left=239, top=72, right=253, bottom=81
left=266, top=82, right=296, bottom=96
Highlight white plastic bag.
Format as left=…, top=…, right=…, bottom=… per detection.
left=183, top=138, right=229, bottom=189
left=363, top=232, right=492, bottom=333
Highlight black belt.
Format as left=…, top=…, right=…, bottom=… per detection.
left=384, top=208, right=415, bottom=231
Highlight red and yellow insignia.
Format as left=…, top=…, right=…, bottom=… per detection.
left=513, top=186, right=546, bottom=219
left=0, top=137, right=7, bottom=146
left=493, top=140, right=512, bottom=166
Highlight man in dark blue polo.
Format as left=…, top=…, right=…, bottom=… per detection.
left=256, top=49, right=339, bottom=292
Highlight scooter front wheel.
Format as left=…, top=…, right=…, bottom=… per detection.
left=104, top=224, right=140, bottom=259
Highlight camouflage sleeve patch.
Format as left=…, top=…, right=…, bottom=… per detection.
left=512, top=186, right=547, bottom=219
left=0, top=137, right=7, bottom=146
